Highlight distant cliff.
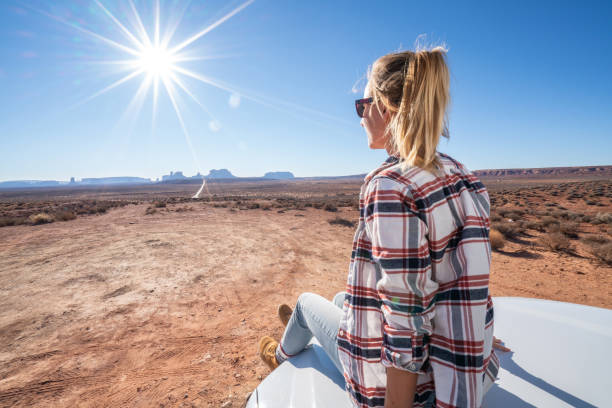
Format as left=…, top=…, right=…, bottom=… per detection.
left=263, top=171, right=294, bottom=180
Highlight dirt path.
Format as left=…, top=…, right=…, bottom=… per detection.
left=0, top=203, right=610, bottom=407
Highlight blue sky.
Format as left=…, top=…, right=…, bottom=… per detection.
left=0, top=0, right=610, bottom=181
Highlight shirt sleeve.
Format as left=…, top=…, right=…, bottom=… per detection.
left=363, top=176, right=438, bottom=374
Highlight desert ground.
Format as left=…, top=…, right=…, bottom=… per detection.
left=0, top=176, right=611, bottom=407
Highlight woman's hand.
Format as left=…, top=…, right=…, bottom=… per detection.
left=493, top=336, right=511, bottom=352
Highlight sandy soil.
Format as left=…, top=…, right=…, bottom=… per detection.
left=0, top=201, right=610, bottom=407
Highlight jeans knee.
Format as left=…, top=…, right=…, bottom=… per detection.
left=297, top=292, right=315, bottom=309
left=332, top=291, right=346, bottom=308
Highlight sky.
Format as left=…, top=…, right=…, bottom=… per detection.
left=0, top=0, right=610, bottom=181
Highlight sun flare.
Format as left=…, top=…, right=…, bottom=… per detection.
left=137, top=46, right=175, bottom=78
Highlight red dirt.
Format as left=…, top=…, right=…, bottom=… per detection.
left=0, top=189, right=610, bottom=407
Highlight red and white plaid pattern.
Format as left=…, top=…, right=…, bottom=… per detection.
left=337, top=151, right=499, bottom=408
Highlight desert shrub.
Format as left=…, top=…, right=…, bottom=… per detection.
left=538, top=232, right=573, bottom=253
left=557, top=222, right=580, bottom=238
left=145, top=207, right=156, bottom=215
left=0, top=216, right=27, bottom=227
left=581, top=235, right=609, bottom=246
left=585, top=200, right=597, bottom=206
left=489, top=229, right=505, bottom=251
left=494, top=222, right=520, bottom=239
left=490, top=214, right=502, bottom=223
left=523, top=221, right=544, bottom=232
left=541, top=216, right=560, bottom=229
left=246, top=202, right=260, bottom=209
left=585, top=241, right=612, bottom=265
left=54, top=211, right=77, bottom=221
left=498, top=208, right=525, bottom=219
left=154, top=201, right=167, bottom=208
left=324, top=203, right=338, bottom=212
left=328, top=217, right=355, bottom=228
left=29, top=213, right=54, bottom=225
left=591, top=212, right=612, bottom=225
left=565, top=211, right=584, bottom=222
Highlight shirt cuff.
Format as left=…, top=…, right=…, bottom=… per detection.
left=380, top=330, right=430, bottom=374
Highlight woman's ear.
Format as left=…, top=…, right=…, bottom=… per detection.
left=382, top=108, right=391, bottom=124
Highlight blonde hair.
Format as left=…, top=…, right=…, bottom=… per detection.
left=368, top=45, right=450, bottom=174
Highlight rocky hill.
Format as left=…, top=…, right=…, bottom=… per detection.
left=473, top=165, right=612, bottom=178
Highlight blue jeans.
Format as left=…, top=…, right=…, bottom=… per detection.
left=275, top=291, right=346, bottom=373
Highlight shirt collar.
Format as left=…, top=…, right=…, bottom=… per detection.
left=364, top=154, right=401, bottom=183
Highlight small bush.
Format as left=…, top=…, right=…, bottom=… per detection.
left=154, top=201, right=167, bottom=208
left=145, top=207, right=156, bottom=215
left=29, top=213, right=55, bottom=225
left=489, top=229, right=505, bottom=251
left=538, top=232, right=573, bottom=253
left=490, top=214, right=503, bottom=223
left=541, top=216, right=560, bottom=228
left=54, top=211, right=77, bottom=221
left=581, top=235, right=609, bottom=246
left=592, top=212, right=612, bottom=225
left=586, top=241, right=612, bottom=265
left=494, top=222, right=520, bottom=239
left=524, top=221, right=544, bottom=231
left=328, top=217, right=355, bottom=228
left=324, top=203, right=338, bottom=212
left=559, top=222, right=580, bottom=239
left=0, top=217, right=26, bottom=227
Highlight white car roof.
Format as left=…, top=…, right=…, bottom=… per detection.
left=247, top=297, right=611, bottom=408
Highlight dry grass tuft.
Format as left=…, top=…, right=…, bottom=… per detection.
left=586, top=241, right=612, bottom=265
left=538, top=232, right=573, bottom=253
left=494, top=222, right=521, bottom=239
left=54, top=211, right=77, bottom=221
left=29, top=213, right=55, bottom=225
left=592, top=212, right=612, bottom=225
left=489, top=229, right=505, bottom=251
left=0, top=217, right=28, bottom=227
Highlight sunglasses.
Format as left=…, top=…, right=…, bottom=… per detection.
left=355, top=97, right=373, bottom=118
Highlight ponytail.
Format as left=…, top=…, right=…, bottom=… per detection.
left=369, top=46, right=450, bottom=174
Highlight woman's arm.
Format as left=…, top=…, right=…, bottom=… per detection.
left=363, top=177, right=438, bottom=402
left=385, top=367, right=418, bottom=408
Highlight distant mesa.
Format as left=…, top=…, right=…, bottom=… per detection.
left=206, top=169, right=236, bottom=179
left=159, top=169, right=235, bottom=183
left=263, top=171, right=294, bottom=180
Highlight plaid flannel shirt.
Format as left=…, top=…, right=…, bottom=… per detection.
left=337, top=151, right=499, bottom=408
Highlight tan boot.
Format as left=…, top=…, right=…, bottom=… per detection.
left=258, top=336, right=280, bottom=370
left=278, top=304, right=293, bottom=327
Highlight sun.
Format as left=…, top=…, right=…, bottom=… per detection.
left=137, top=45, right=175, bottom=78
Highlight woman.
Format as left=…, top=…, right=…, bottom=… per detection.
left=258, top=46, right=509, bottom=408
